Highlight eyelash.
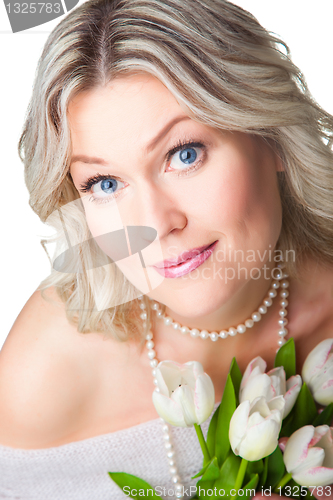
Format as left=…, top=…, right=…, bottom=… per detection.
left=79, top=139, right=207, bottom=204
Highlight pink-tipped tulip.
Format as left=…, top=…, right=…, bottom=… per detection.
left=240, top=356, right=302, bottom=418
left=302, top=339, right=333, bottom=405
left=283, top=425, right=333, bottom=486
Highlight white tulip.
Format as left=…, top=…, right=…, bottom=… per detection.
left=302, top=339, right=333, bottom=405
left=239, top=356, right=302, bottom=418
left=229, top=396, right=285, bottom=461
left=283, top=425, right=333, bottom=486
left=152, top=360, right=215, bottom=427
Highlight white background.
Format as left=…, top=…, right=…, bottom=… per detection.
left=1, top=1, right=332, bottom=349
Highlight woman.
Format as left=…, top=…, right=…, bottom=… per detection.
left=0, top=0, right=332, bottom=498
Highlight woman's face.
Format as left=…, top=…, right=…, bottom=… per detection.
left=69, top=74, right=283, bottom=318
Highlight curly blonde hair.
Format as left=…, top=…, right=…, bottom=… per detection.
left=19, top=0, right=333, bottom=340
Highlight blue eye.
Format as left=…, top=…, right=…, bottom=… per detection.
left=169, top=145, right=202, bottom=171
left=99, top=178, right=117, bottom=194
left=179, top=147, right=197, bottom=164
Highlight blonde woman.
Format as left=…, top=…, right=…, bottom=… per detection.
left=0, top=0, right=333, bottom=499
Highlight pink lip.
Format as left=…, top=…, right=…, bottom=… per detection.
left=153, top=240, right=218, bottom=278
left=153, top=241, right=218, bottom=269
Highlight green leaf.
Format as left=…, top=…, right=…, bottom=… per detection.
left=246, top=460, right=263, bottom=483
left=229, top=357, right=242, bottom=406
left=192, top=456, right=220, bottom=480
left=215, top=375, right=237, bottom=466
left=108, top=472, right=161, bottom=499
left=274, top=337, right=296, bottom=379
left=207, top=404, right=220, bottom=458
left=282, top=383, right=317, bottom=436
left=197, top=478, right=215, bottom=499
left=239, top=473, right=259, bottom=499
left=259, top=457, right=269, bottom=489
left=214, top=452, right=241, bottom=492
left=265, top=446, right=285, bottom=490
left=201, top=457, right=220, bottom=481
left=313, top=403, right=333, bottom=427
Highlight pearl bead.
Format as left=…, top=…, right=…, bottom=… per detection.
left=169, top=459, right=175, bottom=466
left=252, top=312, right=261, bottom=322
left=170, top=466, right=177, bottom=475
left=280, top=290, right=289, bottom=298
left=278, top=318, right=288, bottom=326
left=210, top=332, right=219, bottom=341
left=271, top=281, right=280, bottom=289
left=146, top=332, right=153, bottom=340
left=278, top=328, right=288, bottom=336
left=281, top=280, right=289, bottom=288
left=245, top=319, right=254, bottom=328
left=163, top=434, right=170, bottom=441
left=156, top=310, right=163, bottom=317
left=150, top=359, right=158, bottom=368
left=151, top=302, right=159, bottom=310
left=237, top=324, right=246, bottom=334
left=279, top=309, right=287, bottom=317
left=278, top=338, right=286, bottom=346
left=165, top=442, right=172, bottom=450
left=274, top=270, right=284, bottom=280
left=258, top=305, right=267, bottom=314
left=139, top=302, right=146, bottom=310
left=153, top=378, right=158, bottom=385
left=200, top=330, right=209, bottom=339
left=146, top=340, right=154, bottom=349
left=277, top=262, right=285, bottom=268
left=180, top=326, right=189, bottom=334
left=264, top=298, right=273, bottom=307
left=172, top=475, right=181, bottom=484
left=190, top=329, right=200, bottom=338
left=140, top=312, right=147, bottom=320
left=164, top=316, right=172, bottom=326
left=219, top=330, right=228, bottom=338
left=280, top=299, right=288, bottom=308
left=147, top=350, right=156, bottom=359
left=173, top=322, right=180, bottom=330
left=228, top=327, right=237, bottom=336
left=175, top=484, right=183, bottom=493
left=162, top=425, right=169, bottom=433
left=167, top=451, right=174, bottom=459
left=268, top=289, right=277, bottom=298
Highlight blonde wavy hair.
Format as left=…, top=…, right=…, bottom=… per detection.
left=19, top=0, right=333, bottom=341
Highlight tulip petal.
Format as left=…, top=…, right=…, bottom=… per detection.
left=154, top=368, right=171, bottom=397
left=238, top=417, right=281, bottom=461
left=291, top=447, right=325, bottom=476
left=302, top=339, right=333, bottom=384
left=284, top=426, right=316, bottom=472
left=194, top=373, right=215, bottom=424
left=181, top=361, right=203, bottom=389
left=157, top=361, right=182, bottom=394
left=293, top=466, right=333, bottom=487
left=283, top=375, right=302, bottom=417
left=152, top=390, right=187, bottom=427
left=241, top=357, right=267, bottom=391
left=171, top=385, right=197, bottom=426
left=240, top=374, right=272, bottom=403
left=229, top=400, right=251, bottom=453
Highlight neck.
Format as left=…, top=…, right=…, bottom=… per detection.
left=162, top=264, right=277, bottom=333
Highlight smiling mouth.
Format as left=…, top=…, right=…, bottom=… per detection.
left=153, top=240, right=218, bottom=278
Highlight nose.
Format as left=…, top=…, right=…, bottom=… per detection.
left=129, top=180, right=188, bottom=242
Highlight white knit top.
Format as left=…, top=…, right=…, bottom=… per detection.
left=0, top=410, right=215, bottom=500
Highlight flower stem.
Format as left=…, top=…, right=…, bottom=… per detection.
left=274, top=472, right=293, bottom=492
left=234, top=458, right=248, bottom=492
left=194, top=423, right=211, bottom=464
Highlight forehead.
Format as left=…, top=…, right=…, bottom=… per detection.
left=68, top=74, right=189, bottom=156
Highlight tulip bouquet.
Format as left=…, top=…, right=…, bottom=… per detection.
left=109, top=338, right=333, bottom=499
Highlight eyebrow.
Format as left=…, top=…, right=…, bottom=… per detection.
left=70, top=114, right=190, bottom=166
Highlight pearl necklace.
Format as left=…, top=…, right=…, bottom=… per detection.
left=138, top=264, right=289, bottom=499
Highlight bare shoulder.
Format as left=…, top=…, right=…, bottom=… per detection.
left=0, top=287, right=98, bottom=449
